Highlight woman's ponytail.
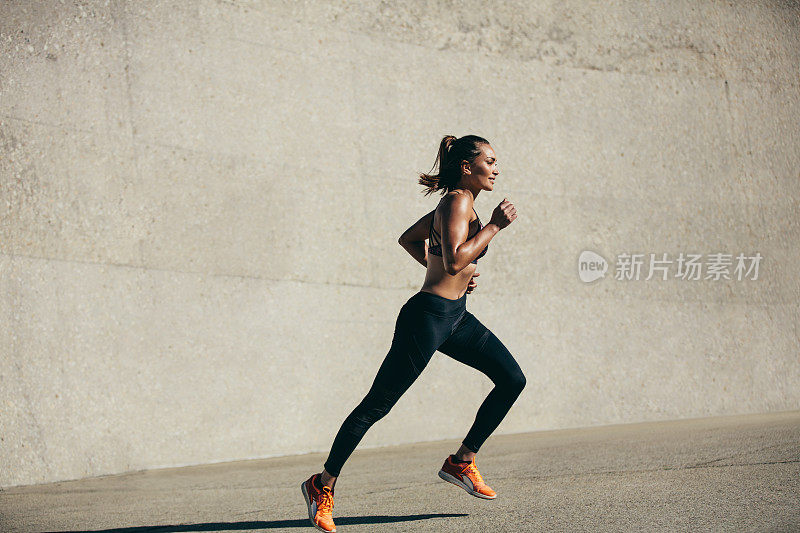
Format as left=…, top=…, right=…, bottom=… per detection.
left=418, top=134, right=490, bottom=197
left=418, top=135, right=456, bottom=197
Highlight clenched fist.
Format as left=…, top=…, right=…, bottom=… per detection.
left=490, top=198, right=517, bottom=229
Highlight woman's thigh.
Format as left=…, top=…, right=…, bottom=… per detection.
left=368, top=301, right=460, bottom=397
left=437, top=310, right=524, bottom=385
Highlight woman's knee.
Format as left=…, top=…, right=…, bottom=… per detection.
left=481, top=333, right=525, bottom=390
left=504, top=367, right=526, bottom=395
left=355, top=388, right=400, bottom=424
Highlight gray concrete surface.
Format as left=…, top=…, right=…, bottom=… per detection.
left=1, top=411, right=798, bottom=533
left=2, top=0, right=800, bottom=487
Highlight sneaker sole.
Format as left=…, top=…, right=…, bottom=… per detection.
left=437, top=469, right=497, bottom=499
left=300, top=480, right=336, bottom=532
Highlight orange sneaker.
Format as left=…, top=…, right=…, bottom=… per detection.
left=300, top=473, right=336, bottom=532
left=438, top=454, right=497, bottom=499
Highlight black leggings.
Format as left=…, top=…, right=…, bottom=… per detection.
left=323, top=290, right=526, bottom=477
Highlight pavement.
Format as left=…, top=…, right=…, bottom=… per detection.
left=1, top=411, right=798, bottom=533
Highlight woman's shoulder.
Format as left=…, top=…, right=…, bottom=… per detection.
left=440, top=190, right=474, bottom=213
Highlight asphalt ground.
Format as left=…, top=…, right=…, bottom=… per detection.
left=2, top=411, right=798, bottom=533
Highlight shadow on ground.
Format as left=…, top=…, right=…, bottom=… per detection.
left=42, top=513, right=469, bottom=532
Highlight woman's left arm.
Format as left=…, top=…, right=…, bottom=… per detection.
left=398, top=209, right=435, bottom=267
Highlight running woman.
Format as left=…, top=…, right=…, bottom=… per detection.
left=301, top=134, right=526, bottom=532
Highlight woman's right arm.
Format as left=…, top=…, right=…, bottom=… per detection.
left=398, top=209, right=435, bottom=267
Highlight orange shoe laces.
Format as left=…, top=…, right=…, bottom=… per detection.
left=317, top=486, right=334, bottom=517
left=463, top=460, right=485, bottom=485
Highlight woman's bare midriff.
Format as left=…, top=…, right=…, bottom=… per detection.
left=420, top=257, right=477, bottom=300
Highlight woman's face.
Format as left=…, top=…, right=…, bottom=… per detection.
left=464, top=144, right=499, bottom=191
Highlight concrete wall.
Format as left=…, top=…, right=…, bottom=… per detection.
left=1, top=0, right=798, bottom=488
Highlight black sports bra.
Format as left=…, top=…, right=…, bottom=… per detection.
left=428, top=206, right=488, bottom=265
